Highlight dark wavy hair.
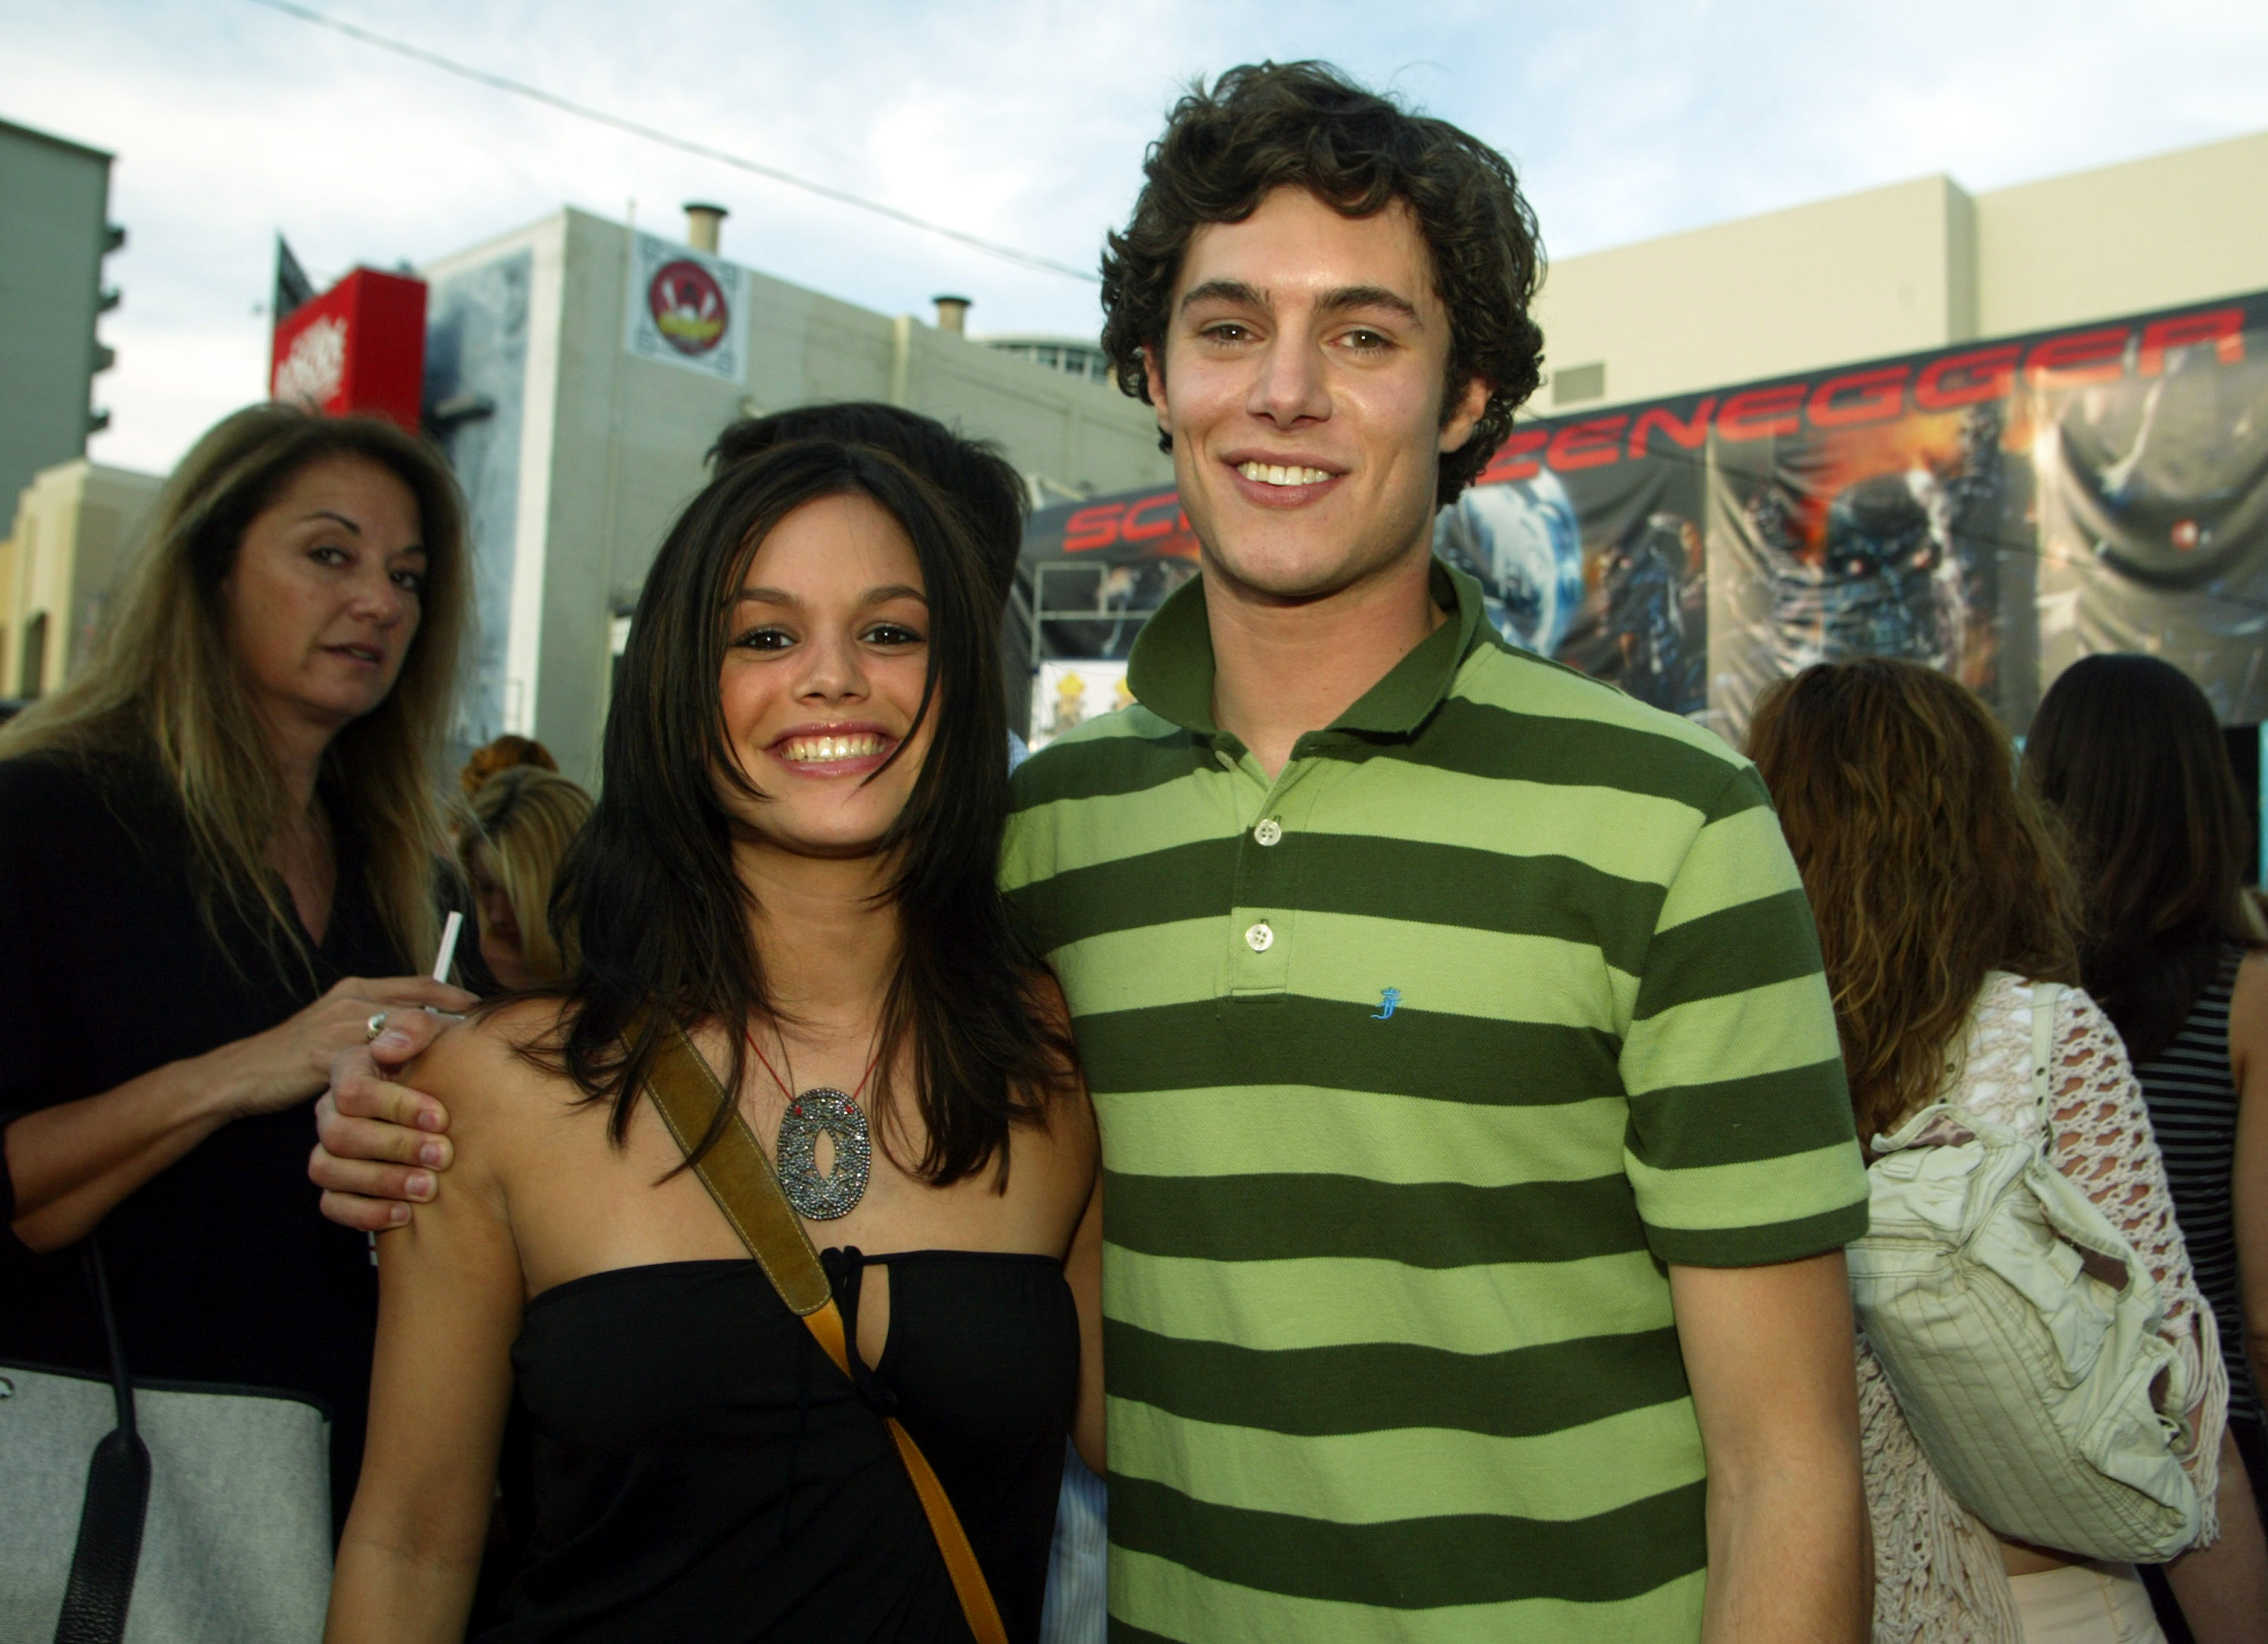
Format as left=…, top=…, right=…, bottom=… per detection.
left=1098, top=60, right=1545, bottom=507
left=708, top=402, right=1026, bottom=602
left=2025, top=654, right=2261, bottom=1063
left=540, top=439, right=1072, bottom=1184
left=1749, top=660, right=2081, bottom=1141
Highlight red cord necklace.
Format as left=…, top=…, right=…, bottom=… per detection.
left=746, top=1026, right=882, bottom=1221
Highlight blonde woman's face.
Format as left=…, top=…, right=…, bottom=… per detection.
left=224, top=455, right=426, bottom=739
left=467, top=848, right=536, bottom=990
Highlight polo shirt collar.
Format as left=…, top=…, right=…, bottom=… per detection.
left=1126, top=556, right=1489, bottom=741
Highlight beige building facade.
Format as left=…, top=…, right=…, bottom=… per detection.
left=0, top=460, right=163, bottom=700
left=1532, top=128, right=2268, bottom=413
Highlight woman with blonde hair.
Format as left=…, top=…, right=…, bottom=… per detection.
left=460, top=764, right=591, bottom=990
left=1749, top=658, right=2264, bottom=1642
left=0, top=404, right=475, bottom=1596
left=457, top=732, right=557, bottom=801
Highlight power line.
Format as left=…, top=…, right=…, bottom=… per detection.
left=240, top=0, right=1101, bottom=284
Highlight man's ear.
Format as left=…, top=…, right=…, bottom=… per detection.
left=1143, top=343, right=1171, bottom=437
left=1438, top=376, right=1492, bottom=454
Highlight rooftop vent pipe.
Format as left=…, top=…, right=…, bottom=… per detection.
left=683, top=202, right=727, bottom=253
left=932, top=295, right=971, bottom=335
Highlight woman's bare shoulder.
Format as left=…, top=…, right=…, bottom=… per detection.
left=407, top=997, right=581, bottom=1132
left=1023, top=968, right=1072, bottom=1030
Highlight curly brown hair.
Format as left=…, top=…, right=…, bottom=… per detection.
left=1098, top=60, right=1545, bottom=507
left=1748, top=660, right=2081, bottom=1142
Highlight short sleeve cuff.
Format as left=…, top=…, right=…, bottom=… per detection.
left=1644, top=1199, right=1870, bottom=1268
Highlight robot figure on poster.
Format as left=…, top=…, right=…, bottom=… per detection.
left=1597, top=514, right=1703, bottom=712
left=1751, top=402, right=2007, bottom=679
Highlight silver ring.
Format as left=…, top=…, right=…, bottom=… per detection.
left=365, top=1011, right=390, bottom=1042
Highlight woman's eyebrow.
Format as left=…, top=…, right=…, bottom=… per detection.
left=301, top=509, right=364, bottom=533
left=731, top=584, right=928, bottom=607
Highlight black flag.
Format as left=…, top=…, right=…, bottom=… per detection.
left=273, top=235, right=316, bottom=325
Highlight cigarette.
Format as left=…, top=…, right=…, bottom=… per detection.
left=431, top=911, right=463, bottom=984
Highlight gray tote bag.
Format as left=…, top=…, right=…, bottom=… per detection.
left=0, top=1241, right=333, bottom=1644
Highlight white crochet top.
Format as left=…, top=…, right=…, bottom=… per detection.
left=1861, top=972, right=2228, bottom=1644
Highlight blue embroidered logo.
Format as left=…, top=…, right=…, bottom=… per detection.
left=1372, top=988, right=1402, bottom=1020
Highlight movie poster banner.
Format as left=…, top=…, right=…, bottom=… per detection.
left=1706, top=291, right=2268, bottom=737
left=1015, top=447, right=1709, bottom=723
left=1010, top=489, right=1198, bottom=738
left=2031, top=302, right=2268, bottom=723
left=1016, top=288, right=2268, bottom=744
left=1704, top=350, right=2028, bottom=738
left=1439, top=422, right=1708, bottom=716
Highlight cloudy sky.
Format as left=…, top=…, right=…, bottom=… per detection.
left=8, top=0, right=2266, bottom=473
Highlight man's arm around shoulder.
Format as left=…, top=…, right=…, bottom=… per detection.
left=311, top=1007, right=456, bottom=1228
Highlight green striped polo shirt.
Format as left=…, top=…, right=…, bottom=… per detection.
left=1002, top=559, right=1869, bottom=1643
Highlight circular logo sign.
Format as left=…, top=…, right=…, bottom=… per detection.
left=648, top=259, right=729, bottom=356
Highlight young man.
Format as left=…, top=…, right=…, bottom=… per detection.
left=313, top=64, right=1872, bottom=1642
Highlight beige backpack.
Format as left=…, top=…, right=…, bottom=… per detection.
left=1848, top=980, right=2202, bottom=1563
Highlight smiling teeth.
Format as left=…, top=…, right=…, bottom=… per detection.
left=782, top=734, right=885, bottom=763
left=1238, top=461, right=1334, bottom=487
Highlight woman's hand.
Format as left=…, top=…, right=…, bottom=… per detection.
left=218, top=975, right=474, bottom=1121
left=5, top=974, right=472, bottom=1252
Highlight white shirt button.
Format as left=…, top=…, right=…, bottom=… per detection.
left=1253, top=819, right=1283, bottom=847
left=1244, top=921, right=1275, bottom=952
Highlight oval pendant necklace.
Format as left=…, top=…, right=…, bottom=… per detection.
left=747, top=1026, right=881, bottom=1221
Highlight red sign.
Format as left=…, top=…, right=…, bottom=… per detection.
left=1052, top=490, right=1198, bottom=559
left=648, top=259, right=729, bottom=357
left=270, top=268, right=428, bottom=430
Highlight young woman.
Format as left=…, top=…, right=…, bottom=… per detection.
left=2026, top=657, right=2268, bottom=1497
left=1749, top=658, right=2262, bottom=1644
left=326, top=441, right=1100, bottom=1642
left=458, top=764, right=592, bottom=990
left=0, top=404, right=472, bottom=1537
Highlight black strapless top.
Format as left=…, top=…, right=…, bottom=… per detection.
left=476, top=1250, right=1077, bottom=1643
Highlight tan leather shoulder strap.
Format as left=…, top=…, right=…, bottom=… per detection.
left=635, top=1015, right=1009, bottom=1644
left=631, top=1014, right=832, bottom=1314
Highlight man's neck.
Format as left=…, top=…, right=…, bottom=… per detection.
left=1205, top=543, right=1445, bottom=779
